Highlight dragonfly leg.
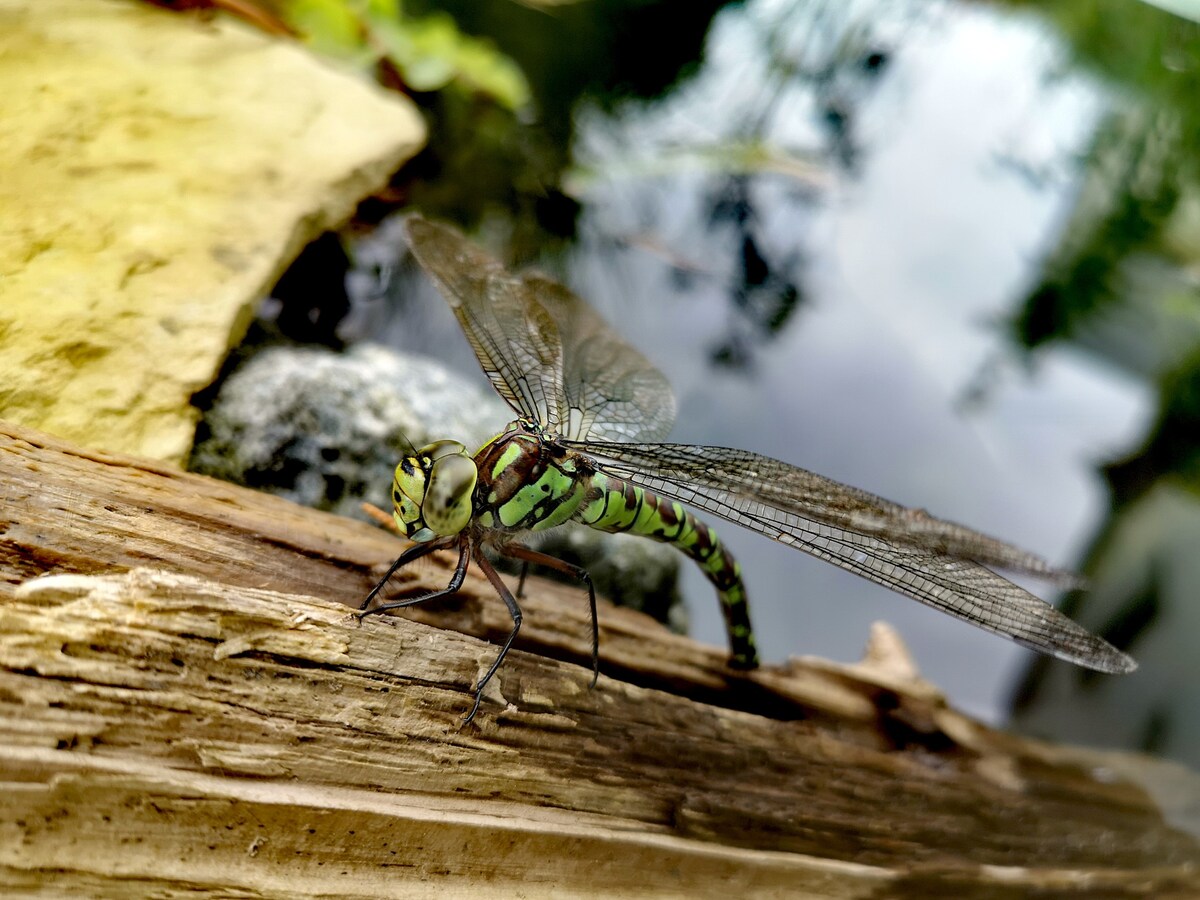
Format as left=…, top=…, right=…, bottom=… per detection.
left=515, top=560, right=530, bottom=599
left=500, top=544, right=600, bottom=688
left=359, top=540, right=443, bottom=612
left=466, top=554, right=523, bottom=724
left=358, top=539, right=471, bottom=617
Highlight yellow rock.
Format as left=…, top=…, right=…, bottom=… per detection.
left=0, top=0, right=426, bottom=463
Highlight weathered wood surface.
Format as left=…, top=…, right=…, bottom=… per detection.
left=2, top=419, right=1198, bottom=898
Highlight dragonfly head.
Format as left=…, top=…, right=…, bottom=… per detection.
left=391, top=440, right=478, bottom=542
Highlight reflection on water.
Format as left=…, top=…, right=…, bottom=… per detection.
left=339, top=0, right=1199, bottom=760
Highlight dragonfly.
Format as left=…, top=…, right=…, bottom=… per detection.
left=359, top=215, right=1136, bottom=722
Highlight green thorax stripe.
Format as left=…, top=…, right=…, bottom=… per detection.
left=471, top=427, right=589, bottom=532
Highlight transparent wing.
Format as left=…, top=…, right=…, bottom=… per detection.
left=573, top=440, right=1136, bottom=674
left=521, top=272, right=676, bottom=441
left=406, top=216, right=563, bottom=430
left=406, top=216, right=676, bottom=442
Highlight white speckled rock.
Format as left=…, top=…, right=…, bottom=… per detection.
left=190, top=344, right=507, bottom=518
left=0, top=0, right=425, bottom=463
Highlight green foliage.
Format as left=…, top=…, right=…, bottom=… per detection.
left=280, top=0, right=531, bottom=109
left=1005, top=0, right=1200, bottom=149
left=1004, top=0, right=1200, bottom=353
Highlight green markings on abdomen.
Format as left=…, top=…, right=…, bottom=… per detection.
left=576, top=472, right=759, bottom=669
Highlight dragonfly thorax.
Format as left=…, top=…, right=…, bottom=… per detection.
left=472, top=422, right=592, bottom=534
left=390, top=439, right=478, bottom=542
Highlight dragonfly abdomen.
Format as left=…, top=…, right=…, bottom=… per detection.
left=576, top=471, right=758, bottom=669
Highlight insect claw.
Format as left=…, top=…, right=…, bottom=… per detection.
left=462, top=691, right=484, bottom=726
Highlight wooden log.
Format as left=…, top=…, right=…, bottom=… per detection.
left=1, top=420, right=1198, bottom=897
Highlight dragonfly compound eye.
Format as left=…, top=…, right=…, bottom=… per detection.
left=423, top=452, right=478, bottom=536
left=392, top=457, right=431, bottom=540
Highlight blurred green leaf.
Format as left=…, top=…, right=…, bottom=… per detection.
left=368, top=12, right=463, bottom=92
left=276, top=0, right=531, bottom=110
left=285, top=0, right=361, bottom=58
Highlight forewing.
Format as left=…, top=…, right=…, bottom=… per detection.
left=574, top=440, right=1136, bottom=674
left=521, top=272, right=675, bottom=441
left=407, top=216, right=563, bottom=428
left=407, top=216, right=676, bottom=442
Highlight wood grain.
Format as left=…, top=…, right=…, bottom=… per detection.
left=2, top=420, right=1197, bottom=898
